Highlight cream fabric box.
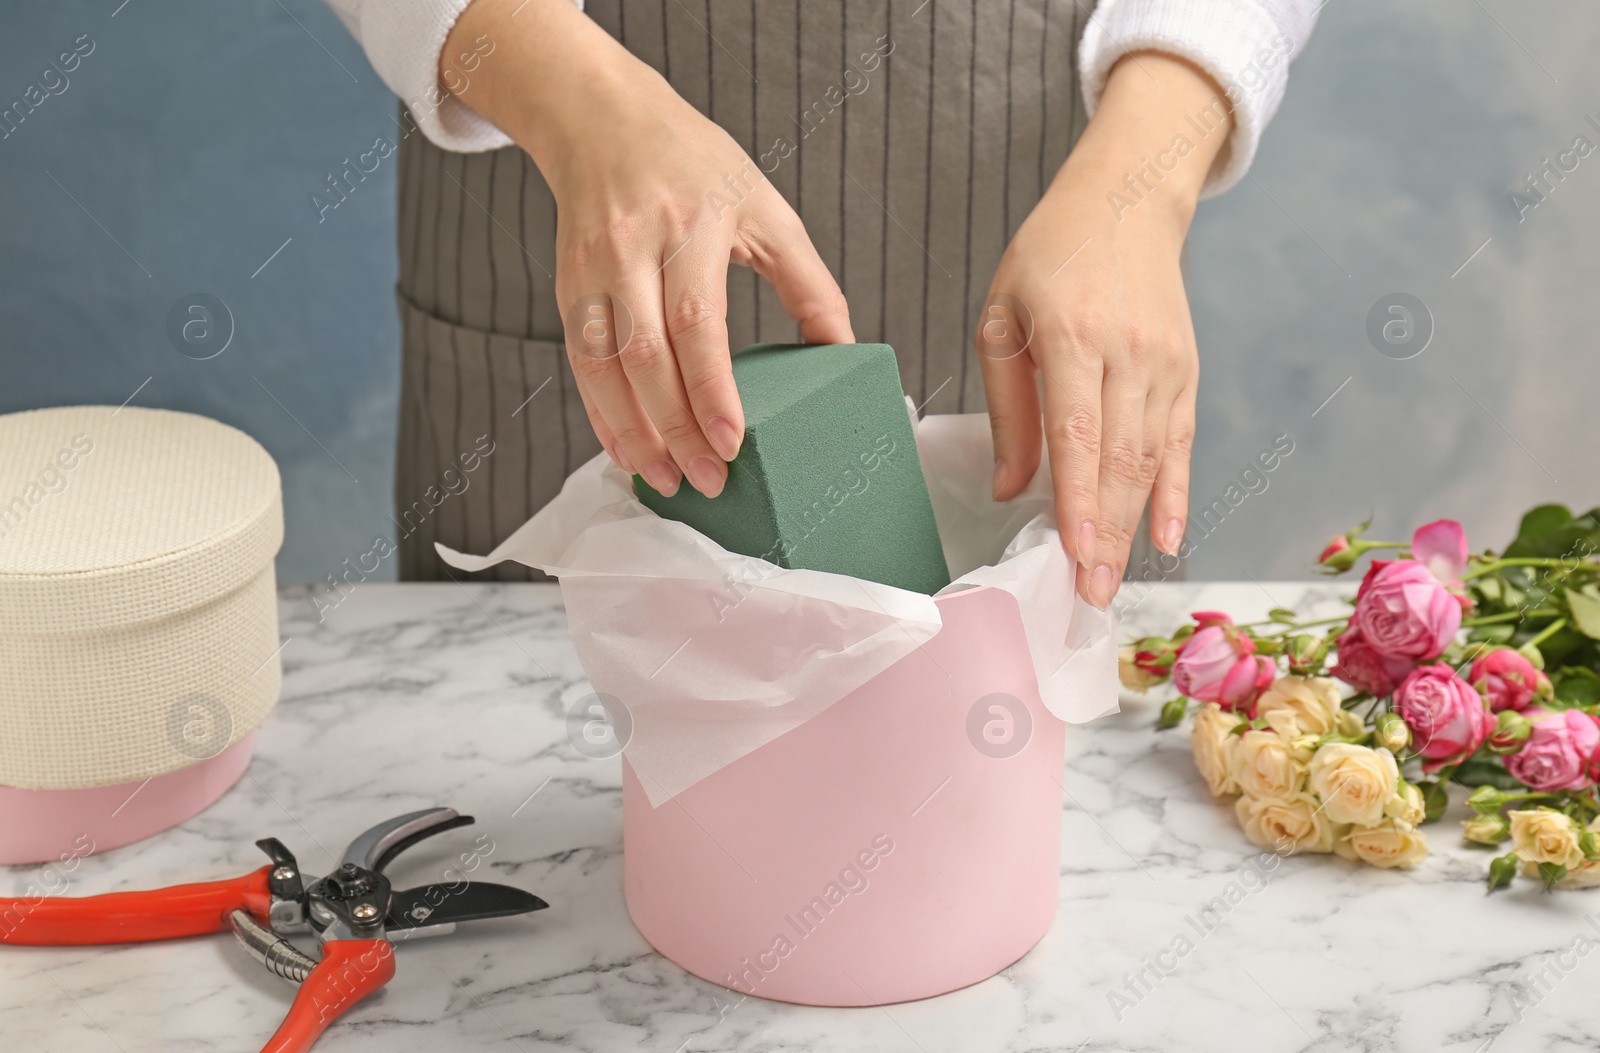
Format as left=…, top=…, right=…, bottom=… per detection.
left=0, top=406, right=282, bottom=805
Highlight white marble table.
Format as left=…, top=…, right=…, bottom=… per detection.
left=3, top=581, right=1596, bottom=1052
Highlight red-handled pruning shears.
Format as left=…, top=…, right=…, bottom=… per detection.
left=0, top=807, right=547, bottom=1053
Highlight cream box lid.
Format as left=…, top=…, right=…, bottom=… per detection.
left=0, top=406, right=283, bottom=634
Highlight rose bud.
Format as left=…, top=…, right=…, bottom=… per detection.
left=1158, top=697, right=1188, bottom=729
left=1119, top=645, right=1167, bottom=691
left=1373, top=712, right=1411, bottom=753
left=1488, top=709, right=1533, bottom=755
left=1487, top=852, right=1519, bottom=892
left=1134, top=643, right=1176, bottom=677
left=1463, top=815, right=1511, bottom=846
left=1588, top=738, right=1600, bottom=786
left=1469, top=648, right=1551, bottom=713
left=1285, top=634, right=1328, bottom=675
left=1466, top=785, right=1507, bottom=812
left=1318, top=535, right=1358, bottom=572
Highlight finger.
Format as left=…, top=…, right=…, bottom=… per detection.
left=563, top=287, right=678, bottom=494
left=572, top=379, right=625, bottom=472
left=613, top=266, right=729, bottom=498
left=1091, top=369, right=1154, bottom=609
left=1039, top=350, right=1104, bottom=591
left=572, top=375, right=622, bottom=467
left=974, top=299, right=1042, bottom=502
left=663, top=236, right=745, bottom=469
left=1121, top=396, right=1169, bottom=581
left=737, top=192, right=854, bottom=344
left=1149, top=384, right=1195, bottom=558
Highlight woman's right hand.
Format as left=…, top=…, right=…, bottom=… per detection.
left=444, top=0, right=854, bottom=498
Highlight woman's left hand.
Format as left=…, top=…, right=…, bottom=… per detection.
left=976, top=51, right=1234, bottom=610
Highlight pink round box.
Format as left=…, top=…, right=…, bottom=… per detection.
left=621, top=584, right=1065, bottom=1006
left=0, top=739, right=255, bottom=866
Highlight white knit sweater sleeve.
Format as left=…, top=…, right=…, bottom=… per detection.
left=1078, top=0, right=1321, bottom=196
left=326, top=0, right=1316, bottom=175
left=322, top=0, right=583, bottom=153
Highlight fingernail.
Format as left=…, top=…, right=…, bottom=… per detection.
left=992, top=458, right=1008, bottom=501
left=686, top=456, right=725, bottom=498
left=1078, top=521, right=1097, bottom=566
left=705, top=416, right=742, bottom=461
left=1162, top=518, right=1184, bottom=555
left=1090, top=564, right=1116, bottom=609
left=643, top=460, right=680, bottom=496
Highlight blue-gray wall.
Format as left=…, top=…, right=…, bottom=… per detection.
left=0, top=0, right=399, bottom=581
left=2, top=1, right=1595, bottom=583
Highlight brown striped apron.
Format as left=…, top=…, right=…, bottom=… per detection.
left=394, top=0, right=1116, bottom=582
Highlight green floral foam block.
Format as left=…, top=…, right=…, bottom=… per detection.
left=634, top=342, right=951, bottom=594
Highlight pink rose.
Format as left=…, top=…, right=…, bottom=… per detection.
left=1351, top=560, right=1461, bottom=661
left=1330, top=628, right=1413, bottom=697
left=1410, top=519, right=1469, bottom=584
left=1506, top=708, right=1600, bottom=792
left=1392, top=663, right=1492, bottom=762
left=1468, top=649, right=1550, bottom=713
left=1172, top=625, right=1275, bottom=714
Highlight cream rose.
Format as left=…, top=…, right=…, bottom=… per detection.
left=1462, top=815, right=1509, bottom=845
left=1518, top=816, right=1600, bottom=887
left=1192, top=703, right=1244, bottom=797
left=1335, top=820, right=1429, bottom=869
left=1509, top=809, right=1585, bottom=868
left=1308, top=743, right=1399, bottom=826
left=1231, top=730, right=1309, bottom=800
left=1520, top=859, right=1600, bottom=889
left=1383, top=781, right=1426, bottom=826
left=1235, top=792, right=1338, bottom=855
left=1256, top=676, right=1343, bottom=737
left=1335, top=708, right=1367, bottom=738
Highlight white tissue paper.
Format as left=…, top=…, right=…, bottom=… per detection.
left=438, top=410, right=1118, bottom=806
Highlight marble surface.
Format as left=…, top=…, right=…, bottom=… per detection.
left=4, top=580, right=1599, bottom=1053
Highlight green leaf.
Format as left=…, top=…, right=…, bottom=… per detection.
left=1504, top=504, right=1575, bottom=557
left=1538, top=861, right=1569, bottom=889
left=1505, top=505, right=1600, bottom=561
left=1567, top=588, right=1600, bottom=641
left=1268, top=607, right=1296, bottom=623
left=1555, top=668, right=1600, bottom=707
left=1529, top=626, right=1593, bottom=669
left=1467, top=625, right=1516, bottom=645
left=1453, top=756, right=1526, bottom=791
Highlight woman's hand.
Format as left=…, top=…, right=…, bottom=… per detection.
left=977, top=51, right=1233, bottom=610
left=444, top=0, right=853, bottom=498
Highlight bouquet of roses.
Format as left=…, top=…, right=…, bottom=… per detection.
left=1121, top=505, right=1600, bottom=890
